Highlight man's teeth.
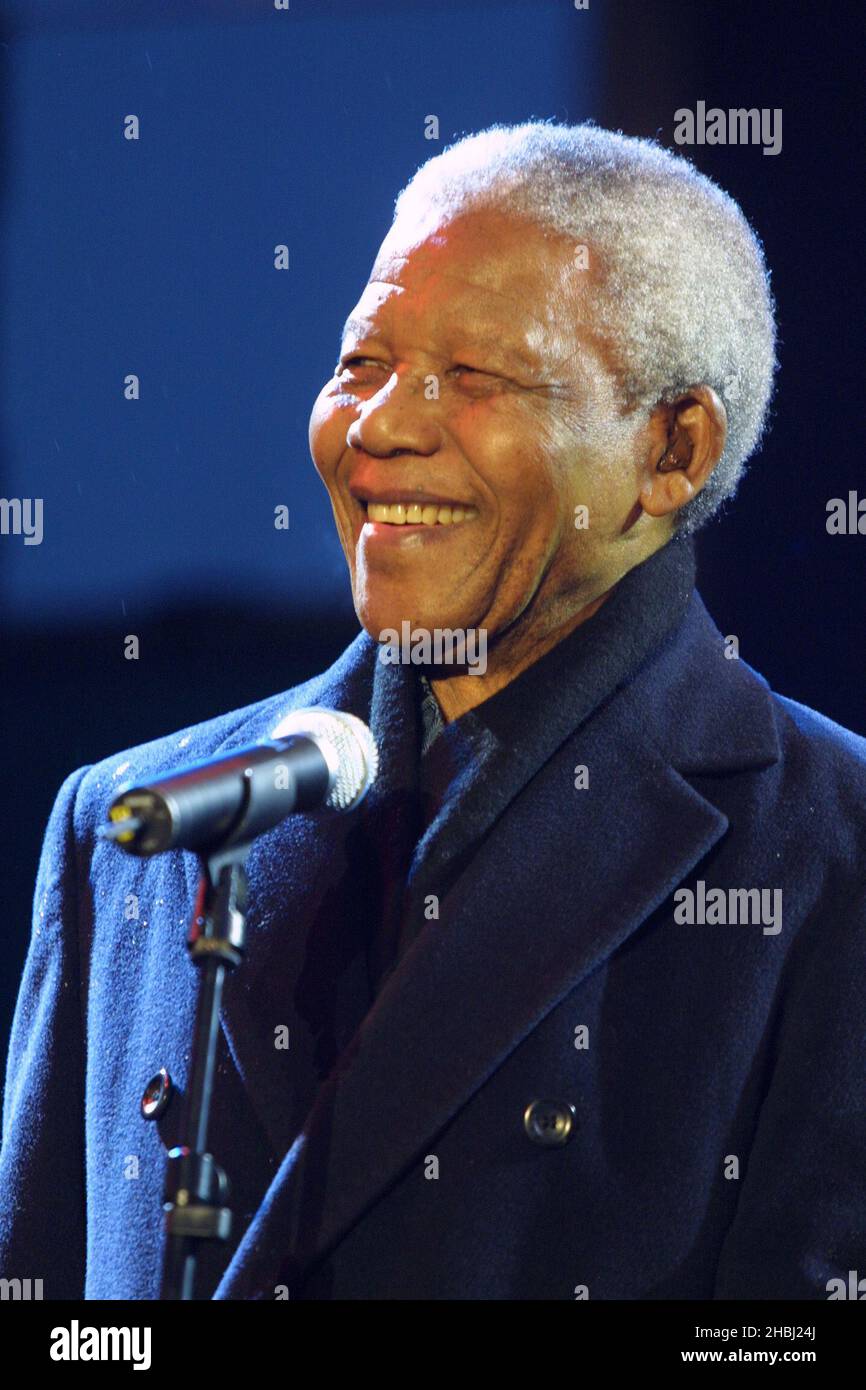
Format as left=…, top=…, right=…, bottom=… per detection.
left=366, top=502, right=479, bottom=526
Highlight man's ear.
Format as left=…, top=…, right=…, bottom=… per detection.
left=639, top=385, right=727, bottom=519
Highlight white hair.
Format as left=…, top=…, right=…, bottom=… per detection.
left=392, top=121, right=778, bottom=534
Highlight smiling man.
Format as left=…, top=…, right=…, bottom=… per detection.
left=2, top=122, right=866, bottom=1302
left=313, top=197, right=726, bottom=720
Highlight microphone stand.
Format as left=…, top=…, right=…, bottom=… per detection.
left=160, top=841, right=249, bottom=1301
left=99, top=709, right=377, bottom=1297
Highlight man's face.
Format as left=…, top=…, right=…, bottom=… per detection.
left=309, top=206, right=645, bottom=646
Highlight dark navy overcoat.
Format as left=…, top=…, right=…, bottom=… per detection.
left=2, top=572, right=865, bottom=1300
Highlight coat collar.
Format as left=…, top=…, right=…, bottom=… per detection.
left=401, top=534, right=701, bottom=914
left=206, top=547, right=781, bottom=1299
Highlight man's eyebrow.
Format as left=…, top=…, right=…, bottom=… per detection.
left=466, top=335, right=541, bottom=371
left=338, top=318, right=543, bottom=373
left=339, top=316, right=382, bottom=345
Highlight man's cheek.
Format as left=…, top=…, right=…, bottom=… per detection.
left=310, top=413, right=348, bottom=480
left=308, top=411, right=328, bottom=470
left=308, top=382, right=335, bottom=435
left=497, top=495, right=559, bottom=558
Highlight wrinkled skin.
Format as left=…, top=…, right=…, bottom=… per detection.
left=309, top=207, right=726, bottom=720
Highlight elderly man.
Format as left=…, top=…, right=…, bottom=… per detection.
left=2, top=122, right=864, bottom=1302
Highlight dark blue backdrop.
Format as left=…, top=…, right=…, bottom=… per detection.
left=0, top=0, right=601, bottom=624
left=1, top=0, right=863, bottom=1052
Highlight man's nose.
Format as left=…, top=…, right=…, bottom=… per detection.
left=346, top=371, right=442, bottom=458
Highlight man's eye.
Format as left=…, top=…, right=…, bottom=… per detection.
left=335, top=356, right=385, bottom=376
left=451, top=363, right=496, bottom=380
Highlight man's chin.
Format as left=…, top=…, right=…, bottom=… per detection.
left=356, top=597, right=485, bottom=646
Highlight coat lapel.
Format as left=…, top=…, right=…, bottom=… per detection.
left=195, top=633, right=422, bottom=1161
left=213, top=594, right=781, bottom=1299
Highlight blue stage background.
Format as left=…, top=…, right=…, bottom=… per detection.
left=0, top=0, right=601, bottom=626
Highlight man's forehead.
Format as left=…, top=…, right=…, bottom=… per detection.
left=342, top=209, right=596, bottom=354
left=341, top=287, right=543, bottom=371
left=340, top=271, right=567, bottom=367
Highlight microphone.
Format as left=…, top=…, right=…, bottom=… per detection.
left=99, top=708, right=379, bottom=857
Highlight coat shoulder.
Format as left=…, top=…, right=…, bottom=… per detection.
left=70, top=632, right=374, bottom=835
left=764, top=691, right=866, bottom=880
left=773, top=690, right=866, bottom=758
left=772, top=690, right=866, bottom=798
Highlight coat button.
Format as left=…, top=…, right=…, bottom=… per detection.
left=141, top=1067, right=173, bottom=1121
left=524, top=1098, right=575, bottom=1146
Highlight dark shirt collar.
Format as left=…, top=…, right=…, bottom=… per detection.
left=368, top=533, right=698, bottom=991
left=417, top=533, right=697, bottom=766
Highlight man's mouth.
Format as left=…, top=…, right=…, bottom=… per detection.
left=364, top=501, right=479, bottom=527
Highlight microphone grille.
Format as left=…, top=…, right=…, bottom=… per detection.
left=269, top=708, right=379, bottom=811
